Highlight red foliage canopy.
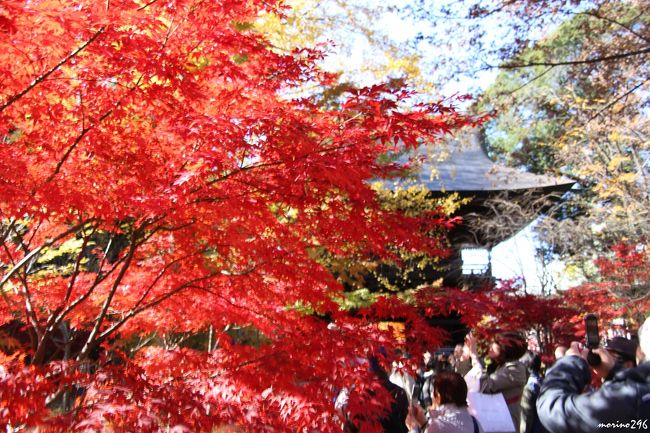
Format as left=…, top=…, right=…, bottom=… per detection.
left=557, top=241, right=650, bottom=341
left=0, top=1, right=480, bottom=431
left=416, top=281, right=575, bottom=354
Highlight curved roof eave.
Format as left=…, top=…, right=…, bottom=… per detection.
left=382, top=129, right=576, bottom=194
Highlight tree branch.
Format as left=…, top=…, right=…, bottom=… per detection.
left=0, top=27, right=105, bottom=113
left=0, top=220, right=97, bottom=291
left=44, top=73, right=144, bottom=183
left=137, top=0, right=160, bottom=11
left=578, top=10, right=650, bottom=44
left=78, top=229, right=141, bottom=360
left=50, top=255, right=126, bottom=330
left=502, top=66, right=554, bottom=96
left=494, top=46, right=650, bottom=69
left=203, top=141, right=355, bottom=188
left=587, top=76, right=650, bottom=122
left=96, top=271, right=221, bottom=342
left=20, top=275, right=42, bottom=349
left=63, top=226, right=95, bottom=302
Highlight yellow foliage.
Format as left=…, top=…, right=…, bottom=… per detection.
left=608, top=132, right=622, bottom=142
left=186, top=55, right=211, bottom=73
left=38, top=238, right=85, bottom=263
left=616, top=172, right=638, bottom=184
left=372, top=183, right=467, bottom=217
left=255, top=0, right=317, bottom=52
left=382, top=54, right=421, bottom=81
left=607, top=155, right=628, bottom=172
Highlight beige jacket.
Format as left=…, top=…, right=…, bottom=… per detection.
left=479, top=361, right=528, bottom=433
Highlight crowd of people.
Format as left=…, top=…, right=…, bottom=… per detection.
left=338, top=316, right=650, bottom=433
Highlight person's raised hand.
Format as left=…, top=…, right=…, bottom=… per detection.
left=565, top=341, right=616, bottom=380
left=591, top=347, right=616, bottom=380
left=566, top=341, right=587, bottom=358
left=405, top=403, right=425, bottom=430
left=465, top=332, right=478, bottom=357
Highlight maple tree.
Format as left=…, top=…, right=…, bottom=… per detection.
left=0, top=1, right=485, bottom=432
left=556, top=241, right=650, bottom=336
left=468, top=241, right=650, bottom=357
left=413, top=280, right=574, bottom=356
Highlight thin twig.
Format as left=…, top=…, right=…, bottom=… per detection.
left=587, top=76, right=650, bottom=123
left=577, top=10, right=650, bottom=44
left=0, top=28, right=105, bottom=113
left=494, top=46, right=650, bottom=69
left=77, top=229, right=141, bottom=359
left=0, top=220, right=96, bottom=291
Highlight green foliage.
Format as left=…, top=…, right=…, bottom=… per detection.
left=373, top=183, right=467, bottom=217
left=309, top=185, right=464, bottom=304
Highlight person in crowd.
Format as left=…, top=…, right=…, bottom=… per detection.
left=335, top=356, right=409, bottom=433
left=390, top=355, right=416, bottom=401
left=406, top=371, right=484, bottom=433
left=605, top=335, right=638, bottom=370
left=450, top=343, right=473, bottom=377
left=519, top=352, right=548, bottom=433
left=553, top=345, right=567, bottom=362
left=450, top=345, right=463, bottom=370
left=536, top=316, right=650, bottom=433
left=467, top=331, right=528, bottom=433
left=436, top=352, right=452, bottom=373
left=414, top=351, right=436, bottom=409
left=370, top=356, right=410, bottom=433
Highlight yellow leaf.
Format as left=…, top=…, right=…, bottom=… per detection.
left=607, top=155, right=628, bottom=172
left=616, top=172, right=638, bottom=184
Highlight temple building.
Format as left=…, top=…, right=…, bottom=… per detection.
left=405, top=130, right=575, bottom=289
left=374, top=130, right=575, bottom=344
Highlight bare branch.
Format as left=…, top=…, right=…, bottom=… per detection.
left=587, top=76, right=650, bottom=123
left=503, top=67, right=554, bottom=96
left=137, top=0, right=160, bottom=11
left=577, top=10, right=650, bottom=44
left=78, top=229, right=141, bottom=359
left=493, top=46, right=650, bottom=70
left=0, top=220, right=97, bottom=291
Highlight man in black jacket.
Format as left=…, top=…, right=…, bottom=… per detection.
left=536, top=317, right=650, bottom=433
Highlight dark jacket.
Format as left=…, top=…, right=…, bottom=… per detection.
left=536, top=356, right=650, bottom=433
left=414, top=369, right=434, bottom=409
left=520, top=373, right=549, bottom=433
left=381, top=381, right=409, bottom=433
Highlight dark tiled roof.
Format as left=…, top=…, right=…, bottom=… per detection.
left=384, top=131, right=574, bottom=194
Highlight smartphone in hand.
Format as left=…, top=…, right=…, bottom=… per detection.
left=584, top=313, right=601, bottom=366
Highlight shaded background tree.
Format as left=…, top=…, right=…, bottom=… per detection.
left=475, top=1, right=650, bottom=277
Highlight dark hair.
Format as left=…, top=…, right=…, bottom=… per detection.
left=495, top=332, right=527, bottom=362
left=368, top=355, right=389, bottom=383
left=606, top=337, right=637, bottom=366
left=433, top=371, right=468, bottom=407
